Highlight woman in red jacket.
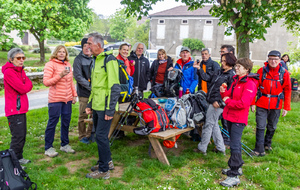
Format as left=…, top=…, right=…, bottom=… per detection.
left=116, top=43, right=135, bottom=76
left=2, top=48, right=33, bottom=167
left=219, top=58, right=259, bottom=187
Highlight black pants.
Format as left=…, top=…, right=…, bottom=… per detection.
left=227, top=121, right=245, bottom=177
left=7, top=113, right=27, bottom=160
left=254, top=107, right=281, bottom=153
left=221, top=117, right=230, bottom=145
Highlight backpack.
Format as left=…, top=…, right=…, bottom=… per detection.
left=164, top=98, right=177, bottom=118
left=104, top=54, right=134, bottom=103
left=170, top=99, right=187, bottom=129
left=291, top=78, right=298, bottom=91
left=133, top=99, right=169, bottom=135
left=0, top=149, right=37, bottom=190
left=164, top=69, right=183, bottom=97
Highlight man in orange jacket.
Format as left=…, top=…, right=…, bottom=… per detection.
left=250, top=50, right=291, bottom=156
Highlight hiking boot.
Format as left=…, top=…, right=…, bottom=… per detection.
left=222, top=168, right=243, bottom=176
left=60, top=145, right=75, bottom=154
left=265, top=146, right=273, bottom=151
left=250, top=151, right=265, bottom=157
left=19, top=158, right=31, bottom=165
left=80, top=137, right=90, bottom=144
left=220, top=176, right=240, bottom=187
left=193, top=148, right=207, bottom=156
left=91, top=160, right=114, bottom=172
left=86, top=170, right=110, bottom=179
left=212, top=147, right=226, bottom=155
left=45, top=147, right=58, bottom=157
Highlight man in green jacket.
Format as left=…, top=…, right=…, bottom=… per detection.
left=85, top=32, right=120, bottom=179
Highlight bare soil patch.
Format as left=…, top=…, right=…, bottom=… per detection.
left=65, top=159, right=91, bottom=174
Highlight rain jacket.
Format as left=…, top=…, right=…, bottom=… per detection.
left=116, top=54, right=135, bottom=76
left=2, top=62, right=33, bottom=117
left=174, top=59, right=198, bottom=94
left=43, top=59, right=77, bottom=103
left=221, top=74, right=259, bottom=125
left=197, top=57, right=220, bottom=91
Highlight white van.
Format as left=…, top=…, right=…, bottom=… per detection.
left=144, top=50, right=158, bottom=68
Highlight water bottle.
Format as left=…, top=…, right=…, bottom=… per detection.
left=135, top=87, right=139, bottom=96
left=179, top=87, right=183, bottom=98
left=185, top=88, right=190, bottom=94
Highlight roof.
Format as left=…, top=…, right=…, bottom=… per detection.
left=149, top=5, right=213, bottom=17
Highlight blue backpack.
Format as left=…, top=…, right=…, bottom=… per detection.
left=164, top=98, right=177, bottom=118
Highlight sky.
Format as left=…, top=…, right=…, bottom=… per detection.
left=88, top=0, right=185, bottom=17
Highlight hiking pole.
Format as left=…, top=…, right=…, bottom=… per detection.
left=220, top=126, right=255, bottom=154
left=219, top=126, right=253, bottom=158
left=109, top=94, right=139, bottom=146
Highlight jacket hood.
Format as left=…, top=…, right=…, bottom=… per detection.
left=80, top=51, right=93, bottom=59
left=129, top=51, right=144, bottom=59
left=2, top=61, right=23, bottom=74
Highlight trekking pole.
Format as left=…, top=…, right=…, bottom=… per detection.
left=109, top=94, right=139, bottom=146
left=219, top=126, right=253, bottom=158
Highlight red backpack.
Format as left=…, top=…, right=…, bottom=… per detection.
left=133, top=99, right=169, bottom=135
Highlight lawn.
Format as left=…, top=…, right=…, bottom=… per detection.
left=0, top=101, right=299, bottom=189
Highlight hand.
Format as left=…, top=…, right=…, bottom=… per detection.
left=167, top=67, right=174, bottom=71
left=72, top=96, right=77, bottom=104
left=193, top=62, right=200, bottom=70
left=212, top=101, right=220, bottom=108
left=220, top=86, right=226, bottom=93
left=282, top=109, right=288, bottom=117
left=105, top=115, right=113, bottom=120
left=85, top=108, right=92, bottom=115
left=131, top=60, right=135, bottom=66
left=223, top=96, right=229, bottom=102
left=60, top=69, right=70, bottom=78
left=251, top=105, right=256, bottom=113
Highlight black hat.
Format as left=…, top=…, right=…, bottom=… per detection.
left=268, top=50, right=281, bottom=58
left=81, top=38, right=88, bottom=49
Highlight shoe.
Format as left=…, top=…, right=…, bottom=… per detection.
left=222, top=168, right=243, bottom=176
left=193, top=148, right=207, bottom=156
left=19, top=158, right=31, bottom=165
left=60, top=145, right=75, bottom=154
left=250, top=151, right=265, bottom=157
left=212, top=147, right=226, bottom=155
left=265, top=146, right=273, bottom=151
left=91, top=160, right=114, bottom=172
left=86, top=170, right=110, bottom=179
left=80, top=137, right=90, bottom=144
left=220, top=176, right=240, bottom=187
left=45, top=147, right=58, bottom=157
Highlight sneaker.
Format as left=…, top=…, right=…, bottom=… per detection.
left=45, top=147, right=58, bottom=157
left=222, top=168, right=243, bottom=176
left=212, top=147, right=226, bottom=155
left=220, top=176, right=240, bottom=187
left=86, top=170, right=110, bottom=179
left=60, top=145, right=75, bottom=154
left=19, top=158, right=31, bottom=165
left=91, top=160, right=114, bottom=172
left=193, top=148, right=207, bottom=156
left=265, top=146, right=273, bottom=151
left=250, top=151, right=265, bottom=157
left=80, top=137, right=90, bottom=144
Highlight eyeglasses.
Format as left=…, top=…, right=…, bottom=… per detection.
left=268, top=58, right=280, bottom=61
left=15, top=56, right=26, bottom=60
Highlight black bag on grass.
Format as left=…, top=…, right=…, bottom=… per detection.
left=0, top=149, right=37, bottom=190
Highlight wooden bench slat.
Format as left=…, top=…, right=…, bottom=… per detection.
left=148, top=127, right=194, bottom=140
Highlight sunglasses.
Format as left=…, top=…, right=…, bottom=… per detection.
left=15, top=56, right=26, bottom=61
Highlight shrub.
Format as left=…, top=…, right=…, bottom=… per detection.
left=19, top=45, right=32, bottom=51
left=182, top=38, right=205, bottom=52
left=66, top=47, right=80, bottom=56
left=32, top=47, right=51, bottom=53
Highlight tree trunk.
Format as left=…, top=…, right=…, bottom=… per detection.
left=236, top=31, right=250, bottom=59
left=39, top=39, right=46, bottom=63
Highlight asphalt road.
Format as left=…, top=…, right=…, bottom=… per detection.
left=0, top=89, right=49, bottom=117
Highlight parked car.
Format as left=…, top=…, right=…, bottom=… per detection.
left=144, top=50, right=158, bottom=68
left=72, top=45, right=82, bottom=52
left=105, top=42, right=129, bottom=50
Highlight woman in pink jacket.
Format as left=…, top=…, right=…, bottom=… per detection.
left=43, top=45, right=77, bottom=157
left=2, top=48, right=33, bottom=167
left=219, top=58, right=259, bottom=187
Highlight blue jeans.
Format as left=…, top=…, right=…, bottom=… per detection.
left=93, top=110, right=112, bottom=172
left=45, top=101, right=72, bottom=150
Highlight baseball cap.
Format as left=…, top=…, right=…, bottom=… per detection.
left=268, top=50, right=281, bottom=58
left=180, top=46, right=191, bottom=53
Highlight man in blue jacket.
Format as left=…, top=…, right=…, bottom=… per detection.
left=174, top=47, right=198, bottom=94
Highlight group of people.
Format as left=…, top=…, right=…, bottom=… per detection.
left=2, top=32, right=292, bottom=187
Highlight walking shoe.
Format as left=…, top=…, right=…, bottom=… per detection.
left=60, top=145, right=75, bottom=154
left=222, top=168, right=243, bottom=176
left=45, top=147, right=58, bottom=157
left=220, top=176, right=240, bottom=187
left=193, top=148, right=207, bottom=156
left=80, top=137, right=90, bottom=144
left=212, top=147, right=226, bottom=155
left=91, top=160, right=114, bottom=172
left=86, top=170, right=110, bottom=179
left=250, top=151, right=265, bottom=157
left=19, top=158, right=31, bottom=165
left=265, top=146, right=273, bottom=151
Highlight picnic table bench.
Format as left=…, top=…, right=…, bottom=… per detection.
left=84, top=99, right=196, bottom=166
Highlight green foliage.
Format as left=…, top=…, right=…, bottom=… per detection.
left=88, top=13, right=110, bottom=36
left=182, top=38, right=205, bottom=52
left=127, top=19, right=150, bottom=47
left=32, top=47, right=51, bottom=54
left=251, top=65, right=261, bottom=74
left=66, top=47, right=80, bottom=56
left=19, top=45, right=33, bottom=51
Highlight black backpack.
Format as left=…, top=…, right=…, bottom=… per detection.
left=0, top=149, right=37, bottom=190
left=164, top=69, right=183, bottom=97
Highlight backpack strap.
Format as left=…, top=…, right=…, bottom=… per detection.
left=143, top=99, right=158, bottom=110
left=102, top=53, right=117, bottom=72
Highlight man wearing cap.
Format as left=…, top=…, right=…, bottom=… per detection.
left=174, top=46, right=198, bottom=94
left=250, top=50, right=291, bottom=156
left=73, top=38, right=94, bottom=144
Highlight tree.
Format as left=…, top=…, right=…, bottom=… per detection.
left=120, top=0, right=295, bottom=58
left=127, top=19, right=150, bottom=47
left=0, top=0, right=93, bottom=62
left=182, top=38, right=205, bottom=55
left=88, top=13, right=110, bottom=36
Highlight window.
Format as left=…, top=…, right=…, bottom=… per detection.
left=202, top=25, right=213, bottom=41
left=180, top=25, right=189, bottom=39
left=158, top=20, right=165, bottom=24
left=157, top=25, right=165, bottom=39
left=205, top=20, right=213, bottom=25
left=182, top=19, right=188, bottom=24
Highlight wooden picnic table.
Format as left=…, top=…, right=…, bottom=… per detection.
left=84, top=98, right=196, bottom=166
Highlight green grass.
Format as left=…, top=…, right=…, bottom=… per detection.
left=0, top=101, right=299, bottom=189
